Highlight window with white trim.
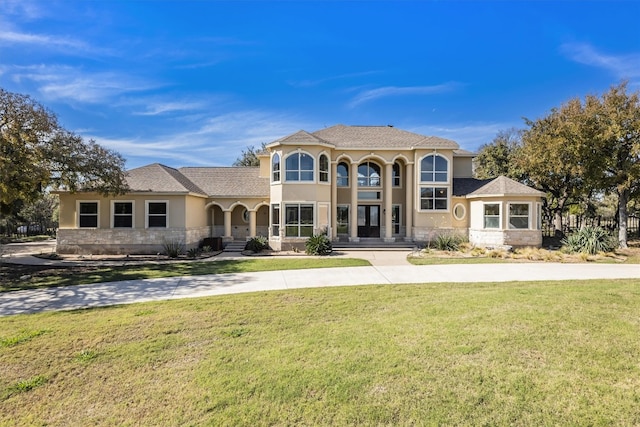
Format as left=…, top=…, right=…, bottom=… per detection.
left=337, top=205, right=349, bottom=234
left=420, top=187, right=448, bottom=210
left=147, top=201, right=168, bottom=228
left=484, top=203, right=500, bottom=229
left=78, top=202, right=98, bottom=228
left=271, top=204, right=280, bottom=237
left=392, top=162, right=401, bottom=187
left=112, top=201, right=133, bottom=228
left=337, top=162, right=349, bottom=187
left=358, top=162, right=381, bottom=187
left=272, top=153, right=281, bottom=182
left=509, top=203, right=530, bottom=229
left=420, top=154, right=448, bottom=183
left=319, top=154, right=329, bottom=182
left=285, top=152, right=314, bottom=181
left=285, top=204, right=314, bottom=237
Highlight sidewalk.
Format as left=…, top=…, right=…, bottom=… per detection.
left=1, top=260, right=639, bottom=316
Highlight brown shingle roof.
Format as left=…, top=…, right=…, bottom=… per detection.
left=311, top=124, right=459, bottom=149
left=179, top=167, right=269, bottom=198
left=271, top=130, right=330, bottom=146
left=126, top=163, right=206, bottom=195
left=467, top=176, right=545, bottom=197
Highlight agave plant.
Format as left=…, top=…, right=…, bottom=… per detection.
left=562, top=226, right=616, bottom=255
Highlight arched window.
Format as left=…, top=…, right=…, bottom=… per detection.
left=272, top=153, right=280, bottom=182
left=337, top=162, right=349, bottom=187
left=392, top=162, right=401, bottom=187
left=420, top=154, right=448, bottom=182
left=358, top=161, right=381, bottom=187
left=285, top=152, right=314, bottom=181
left=319, top=154, right=329, bottom=182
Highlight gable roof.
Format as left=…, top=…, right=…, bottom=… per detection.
left=467, top=176, right=545, bottom=198
left=126, top=163, right=206, bottom=195
left=267, top=124, right=460, bottom=150
left=312, top=124, right=459, bottom=149
left=179, top=167, right=269, bottom=198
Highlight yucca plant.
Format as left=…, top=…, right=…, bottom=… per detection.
left=245, top=236, right=270, bottom=253
left=305, top=233, right=332, bottom=256
left=562, top=226, right=616, bottom=255
left=162, top=239, right=185, bottom=258
left=433, top=234, right=465, bottom=251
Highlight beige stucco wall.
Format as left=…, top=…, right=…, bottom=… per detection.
left=453, top=156, right=473, bottom=178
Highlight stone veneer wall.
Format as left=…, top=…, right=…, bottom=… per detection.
left=57, top=226, right=210, bottom=254
left=469, top=229, right=542, bottom=248
left=412, top=227, right=468, bottom=244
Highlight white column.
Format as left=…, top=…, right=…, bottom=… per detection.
left=405, top=163, right=413, bottom=241
left=384, top=162, right=394, bottom=242
left=349, top=162, right=359, bottom=242
left=249, top=210, right=256, bottom=238
left=224, top=210, right=232, bottom=240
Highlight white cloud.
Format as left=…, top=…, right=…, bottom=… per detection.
left=561, top=42, right=640, bottom=79
left=348, top=82, right=461, bottom=108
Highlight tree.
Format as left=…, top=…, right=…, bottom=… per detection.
left=520, top=97, right=596, bottom=235
left=474, top=128, right=526, bottom=180
left=233, top=142, right=268, bottom=167
left=589, top=82, right=640, bottom=248
left=0, top=88, right=128, bottom=215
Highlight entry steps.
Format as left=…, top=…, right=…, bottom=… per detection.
left=332, top=238, right=418, bottom=251
left=222, top=241, right=246, bottom=253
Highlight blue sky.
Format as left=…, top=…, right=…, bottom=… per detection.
left=1, top=1, right=639, bottom=169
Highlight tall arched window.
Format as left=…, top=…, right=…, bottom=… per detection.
left=420, top=154, right=448, bottom=182
left=319, top=154, right=329, bottom=182
left=358, top=161, right=381, bottom=187
left=337, top=162, right=349, bottom=187
left=420, top=154, right=449, bottom=210
left=285, top=152, right=314, bottom=181
left=272, top=153, right=280, bottom=182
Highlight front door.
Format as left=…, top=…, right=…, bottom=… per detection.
left=357, top=205, right=380, bottom=238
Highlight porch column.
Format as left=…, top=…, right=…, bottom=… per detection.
left=405, top=163, right=414, bottom=241
left=331, top=161, right=338, bottom=240
left=249, top=210, right=256, bottom=238
left=384, top=162, right=394, bottom=242
left=349, top=161, right=359, bottom=242
left=223, top=210, right=232, bottom=240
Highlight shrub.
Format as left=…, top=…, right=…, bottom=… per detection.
left=433, top=234, right=465, bottom=251
left=562, top=226, right=616, bottom=255
left=245, top=236, right=270, bottom=253
left=201, top=245, right=213, bottom=253
left=305, top=233, right=332, bottom=256
left=162, top=240, right=185, bottom=258
left=186, top=248, right=201, bottom=259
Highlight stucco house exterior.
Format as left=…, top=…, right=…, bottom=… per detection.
left=55, top=125, right=545, bottom=254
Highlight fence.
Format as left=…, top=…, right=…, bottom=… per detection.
left=542, top=215, right=640, bottom=238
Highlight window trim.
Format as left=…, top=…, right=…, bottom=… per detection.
left=419, top=153, right=449, bottom=184
left=453, top=203, right=466, bottom=221
left=392, top=162, right=401, bottom=187
left=336, top=204, right=350, bottom=235
left=508, top=202, right=532, bottom=230
left=336, top=161, right=350, bottom=187
left=284, top=151, right=315, bottom=182
left=483, top=202, right=501, bottom=229
left=419, top=186, right=449, bottom=211
left=77, top=200, right=99, bottom=228
left=391, top=204, right=402, bottom=235
left=111, top=200, right=134, bottom=229
left=145, top=200, right=169, bottom=229
left=284, top=203, right=315, bottom=238
left=357, top=161, right=382, bottom=188
left=271, top=203, right=281, bottom=239
left=318, top=153, right=329, bottom=183
left=271, top=153, right=281, bottom=183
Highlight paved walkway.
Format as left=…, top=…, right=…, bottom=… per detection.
left=1, top=242, right=639, bottom=316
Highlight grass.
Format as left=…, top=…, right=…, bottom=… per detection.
left=0, top=258, right=370, bottom=292
left=1, top=279, right=640, bottom=425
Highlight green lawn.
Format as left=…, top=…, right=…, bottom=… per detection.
left=2, top=279, right=639, bottom=425
left=0, top=258, right=370, bottom=292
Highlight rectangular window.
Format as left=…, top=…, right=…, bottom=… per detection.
left=271, top=204, right=280, bottom=237
left=113, top=202, right=133, bottom=228
left=337, top=205, right=349, bottom=235
left=147, top=201, right=167, bottom=228
left=509, top=203, right=530, bottom=229
left=79, top=202, right=98, bottom=228
left=285, top=204, right=314, bottom=237
left=358, top=191, right=381, bottom=200
left=484, top=203, right=500, bottom=229
left=420, top=187, right=448, bottom=210
left=392, top=205, right=401, bottom=234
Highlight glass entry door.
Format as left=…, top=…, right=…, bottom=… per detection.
left=357, top=205, right=380, bottom=238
